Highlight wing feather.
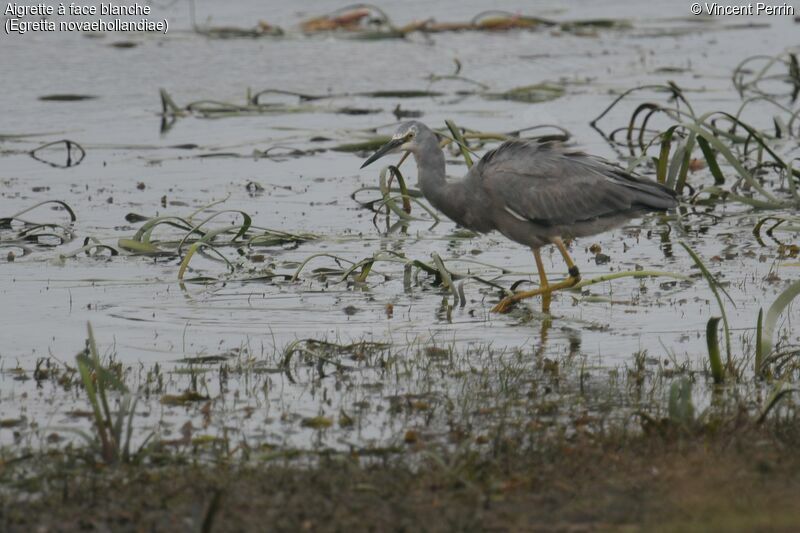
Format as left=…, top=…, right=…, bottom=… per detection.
left=476, top=140, right=676, bottom=226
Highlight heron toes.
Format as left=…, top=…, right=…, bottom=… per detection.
left=490, top=287, right=549, bottom=314
left=491, top=298, right=516, bottom=314
left=490, top=274, right=581, bottom=314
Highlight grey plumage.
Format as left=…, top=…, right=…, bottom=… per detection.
left=361, top=121, right=678, bottom=312
left=363, top=121, right=676, bottom=246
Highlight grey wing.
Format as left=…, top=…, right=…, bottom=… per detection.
left=477, top=141, right=677, bottom=226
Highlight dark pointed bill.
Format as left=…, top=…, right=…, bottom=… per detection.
left=360, top=138, right=405, bottom=169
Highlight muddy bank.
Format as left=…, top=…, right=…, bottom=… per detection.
left=2, top=419, right=800, bottom=532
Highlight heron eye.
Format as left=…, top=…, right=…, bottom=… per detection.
left=405, top=132, right=414, bottom=140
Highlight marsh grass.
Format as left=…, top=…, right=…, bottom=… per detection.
left=0, top=197, right=314, bottom=282
left=115, top=201, right=315, bottom=280
left=4, top=24, right=800, bottom=533
left=682, top=242, right=735, bottom=370
left=15, top=321, right=800, bottom=463
left=74, top=323, right=144, bottom=464
left=159, top=79, right=572, bottom=128
left=682, top=241, right=800, bottom=383
left=590, top=65, right=800, bottom=210
left=3, top=302, right=800, bottom=531
left=0, top=200, right=77, bottom=258
left=757, top=280, right=800, bottom=378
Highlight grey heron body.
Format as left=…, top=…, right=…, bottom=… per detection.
left=361, top=121, right=677, bottom=313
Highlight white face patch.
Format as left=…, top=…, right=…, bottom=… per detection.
left=394, top=124, right=418, bottom=140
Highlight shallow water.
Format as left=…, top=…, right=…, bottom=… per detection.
left=1, top=1, right=798, bottom=449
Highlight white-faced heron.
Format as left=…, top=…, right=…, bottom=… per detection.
left=361, top=121, right=677, bottom=313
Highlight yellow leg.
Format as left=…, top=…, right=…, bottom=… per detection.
left=491, top=238, right=581, bottom=314
left=534, top=248, right=552, bottom=313
left=553, top=237, right=580, bottom=280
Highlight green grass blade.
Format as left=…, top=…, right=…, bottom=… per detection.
left=681, top=243, right=733, bottom=363
left=178, top=242, right=235, bottom=280
left=87, top=324, right=113, bottom=426
left=445, top=119, right=474, bottom=168
left=668, top=378, right=694, bottom=426
left=681, top=122, right=781, bottom=204
left=5, top=200, right=77, bottom=223
left=674, top=132, right=696, bottom=193
left=389, top=165, right=412, bottom=214
left=176, top=210, right=252, bottom=254
left=291, top=253, right=356, bottom=281
left=695, top=135, right=725, bottom=185
left=757, top=384, right=798, bottom=424
left=759, top=280, right=800, bottom=362
left=755, top=308, right=764, bottom=377
left=706, top=317, right=725, bottom=384
left=656, top=128, right=675, bottom=184
left=379, top=167, right=417, bottom=220
left=76, top=354, right=107, bottom=450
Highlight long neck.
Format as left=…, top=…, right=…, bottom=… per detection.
left=413, top=136, right=452, bottom=214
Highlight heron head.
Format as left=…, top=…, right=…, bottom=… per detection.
left=360, top=122, right=421, bottom=169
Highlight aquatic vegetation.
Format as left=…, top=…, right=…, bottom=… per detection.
left=29, top=139, right=85, bottom=168
left=590, top=65, right=800, bottom=209
left=0, top=200, right=77, bottom=259
left=682, top=242, right=734, bottom=376
left=756, top=280, right=800, bottom=378
left=75, top=323, right=142, bottom=464
left=2, top=13, right=800, bottom=530
left=117, top=203, right=316, bottom=280
left=158, top=79, right=570, bottom=130
left=733, top=49, right=800, bottom=101
left=753, top=214, right=800, bottom=246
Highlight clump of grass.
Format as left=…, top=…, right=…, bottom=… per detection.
left=591, top=78, right=799, bottom=209
left=681, top=242, right=734, bottom=381
left=756, top=279, right=800, bottom=378
left=115, top=199, right=315, bottom=281
left=75, top=323, right=144, bottom=464
left=0, top=200, right=77, bottom=255
left=706, top=317, right=725, bottom=384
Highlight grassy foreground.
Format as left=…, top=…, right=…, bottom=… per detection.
left=2, top=418, right=800, bottom=532
left=3, top=320, right=800, bottom=531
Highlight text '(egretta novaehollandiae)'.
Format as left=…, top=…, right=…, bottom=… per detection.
left=361, top=121, right=677, bottom=313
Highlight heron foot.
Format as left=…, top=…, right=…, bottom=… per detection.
left=491, top=271, right=581, bottom=314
